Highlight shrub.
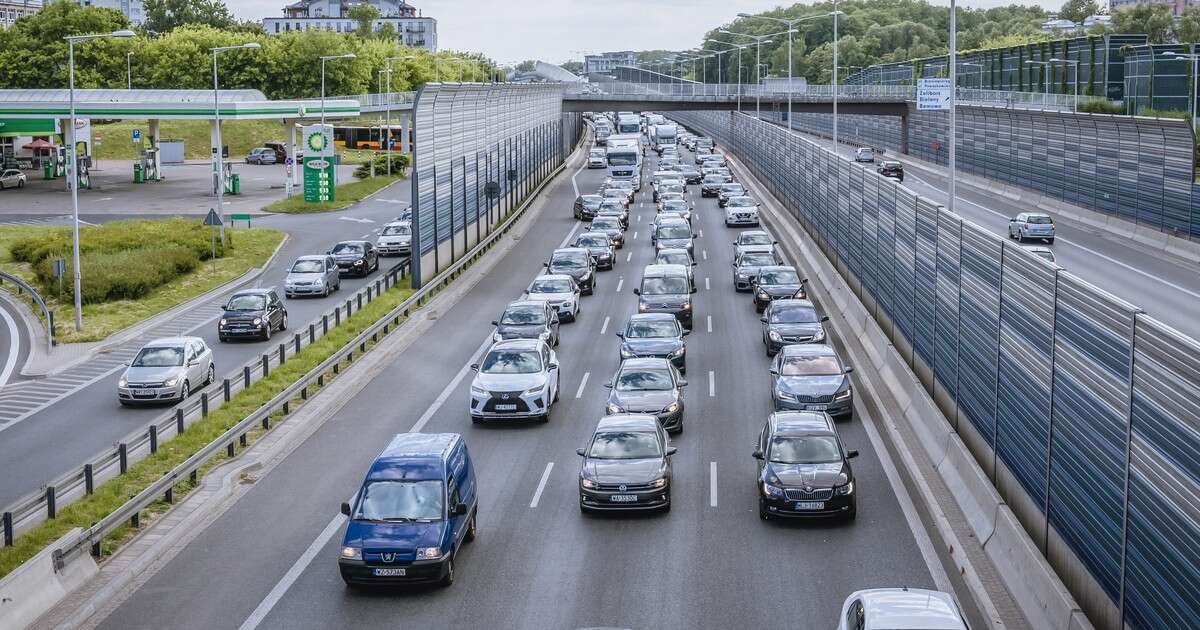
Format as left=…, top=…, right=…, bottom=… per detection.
left=1136, top=108, right=1190, bottom=120
left=354, top=153, right=410, bottom=179
left=46, top=245, right=201, bottom=303
left=1077, top=100, right=1125, bottom=115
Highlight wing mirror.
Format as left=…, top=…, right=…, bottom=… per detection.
left=760, top=316, right=768, bottom=323
left=576, top=447, right=587, bottom=457
left=820, top=315, right=830, bottom=322
left=677, top=379, right=688, bottom=387
left=844, top=366, right=855, bottom=374
left=752, top=450, right=764, bottom=460
left=665, top=446, right=678, bottom=456
left=340, top=501, right=351, bottom=516
left=768, top=367, right=779, bottom=375
left=615, top=332, right=624, bottom=338
left=632, top=288, right=641, bottom=295
left=470, top=363, right=479, bottom=372
left=547, top=362, right=558, bottom=370
left=682, top=329, right=691, bottom=337
left=490, top=320, right=499, bottom=326
left=846, top=450, right=859, bottom=459
left=603, top=382, right=614, bottom=389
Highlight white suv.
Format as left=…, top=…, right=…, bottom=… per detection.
left=724, top=196, right=761, bottom=227
left=837, top=588, right=968, bottom=630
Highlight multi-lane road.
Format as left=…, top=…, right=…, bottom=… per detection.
left=87, top=134, right=974, bottom=630
left=0, top=185, right=411, bottom=508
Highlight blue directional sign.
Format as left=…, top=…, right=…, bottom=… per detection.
left=132, top=128, right=142, bottom=143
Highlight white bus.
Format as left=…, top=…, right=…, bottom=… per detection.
left=606, top=133, right=642, bottom=190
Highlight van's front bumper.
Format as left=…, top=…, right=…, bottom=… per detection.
left=338, top=557, right=449, bottom=585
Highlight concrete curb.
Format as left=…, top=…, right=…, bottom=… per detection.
left=0, top=528, right=97, bottom=630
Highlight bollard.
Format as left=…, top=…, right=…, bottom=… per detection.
left=372, top=331, right=378, bottom=343
left=131, top=512, right=139, bottom=529
left=333, top=361, right=340, bottom=375
left=176, top=409, right=185, bottom=434
left=189, top=470, right=197, bottom=485
left=149, top=424, right=158, bottom=454
left=366, top=286, right=372, bottom=302
left=240, top=433, right=248, bottom=447
left=334, top=309, right=340, bottom=326
left=84, top=464, right=94, bottom=495
left=346, top=300, right=353, bottom=316
left=227, top=443, right=235, bottom=457
left=294, top=334, right=301, bottom=354
left=262, top=414, right=270, bottom=430
left=2, top=512, right=11, bottom=547
left=244, top=365, right=251, bottom=388
left=165, top=487, right=173, bottom=504
left=309, top=323, right=316, bottom=343
left=119, top=443, right=128, bottom=474
left=322, top=315, right=329, bottom=334
left=261, top=355, right=269, bottom=378
left=375, top=279, right=382, bottom=295
left=222, top=378, right=231, bottom=402
left=279, top=343, right=286, bottom=364
left=46, top=486, right=56, bottom=519
left=92, top=541, right=101, bottom=557
left=282, top=401, right=289, bottom=415
left=301, top=386, right=308, bottom=400
left=201, top=392, right=209, bottom=417
left=360, top=341, right=366, bottom=353
left=318, top=374, right=324, bottom=387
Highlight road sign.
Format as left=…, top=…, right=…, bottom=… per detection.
left=51, top=259, right=66, bottom=278
left=485, top=181, right=501, bottom=199
left=203, top=208, right=224, bottom=227
left=132, top=129, right=141, bottom=144
left=917, top=78, right=952, bottom=111
left=302, top=124, right=335, bottom=203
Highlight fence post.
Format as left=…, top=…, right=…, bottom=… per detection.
left=279, top=343, right=286, bottom=364
left=227, top=442, right=235, bottom=457
left=357, top=294, right=363, bottom=310
left=294, top=333, right=301, bottom=354
left=310, top=323, right=316, bottom=343
left=334, top=309, right=340, bottom=326
left=244, top=365, right=251, bottom=388
left=322, top=315, right=329, bottom=335
left=3, top=512, right=13, bottom=547
left=261, top=354, right=270, bottom=378
left=46, top=486, right=56, bottom=519
left=84, top=463, right=94, bottom=495
left=119, top=443, right=128, bottom=474
left=201, top=392, right=209, bottom=417
left=149, top=424, right=158, bottom=454
left=224, top=378, right=231, bottom=402
left=176, top=408, right=185, bottom=434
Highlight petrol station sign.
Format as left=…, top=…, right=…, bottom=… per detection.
left=303, top=124, right=335, bottom=203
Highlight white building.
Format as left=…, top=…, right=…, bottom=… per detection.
left=584, top=51, right=639, bottom=75
left=77, top=0, right=143, bottom=27
left=0, top=0, right=40, bottom=29
left=263, top=0, right=436, bottom=50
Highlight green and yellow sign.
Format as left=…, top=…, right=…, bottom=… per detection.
left=302, top=124, right=335, bottom=203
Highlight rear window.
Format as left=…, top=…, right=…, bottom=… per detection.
left=1027, top=215, right=1053, bottom=224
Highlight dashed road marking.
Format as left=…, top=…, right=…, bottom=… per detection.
left=600, top=316, right=610, bottom=335
left=575, top=372, right=590, bottom=399
left=706, top=315, right=713, bottom=333
left=530, top=462, right=555, bottom=508
left=708, top=370, right=715, bottom=397
left=710, top=462, right=718, bottom=507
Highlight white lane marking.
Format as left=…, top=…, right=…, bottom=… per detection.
left=99, top=197, right=113, bottom=201
left=556, top=220, right=583, bottom=250
left=0, top=305, right=20, bottom=386
left=905, top=172, right=1200, bottom=301
left=709, top=462, right=718, bottom=507
left=702, top=250, right=708, bottom=261
left=600, top=316, right=610, bottom=335
left=574, top=372, right=590, bottom=399
left=708, top=370, right=715, bottom=397
left=238, top=514, right=346, bottom=630
left=338, top=216, right=374, bottom=224
left=530, top=462, right=555, bottom=508
left=626, top=252, right=632, bottom=262
left=570, top=156, right=588, bottom=197
left=615, top=277, right=624, bottom=293
left=706, top=315, right=713, bottom=333
left=632, top=231, right=638, bottom=240
left=698, top=229, right=704, bottom=237
left=705, top=277, right=711, bottom=291
left=377, top=198, right=406, bottom=204
left=360, top=233, right=370, bottom=239
left=638, top=214, right=642, bottom=222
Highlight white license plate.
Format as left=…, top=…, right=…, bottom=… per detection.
left=610, top=494, right=638, bottom=502
left=805, top=404, right=828, bottom=411
left=372, top=567, right=407, bottom=576
left=795, top=501, right=825, bottom=511
left=495, top=404, right=517, bottom=411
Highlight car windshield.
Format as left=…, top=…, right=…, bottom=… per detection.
left=577, top=235, right=609, bottom=247
left=590, top=150, right=605, bottom=157
left=592, top=219, right=620, bottom=230
left=882, top=162, right=901, bottom=168
left=728, top=198, right=755, bottom=207
left=626, top=320, right=678, bottom=338
left=657, top=251, right=689, bottom=265
left=642, top=276, right=688, bottom=295
left=657, top=225, right=691, bottom=240
left=331, top=243, right=362, bottom=255
left=530, top=278, right=573, bottom=293
left=739, top=254, right=776, bottom=268
left=661, top=185, right=683, bottom=194
left=760, top=270, right=800, bottom=285
left=581, top=195, right=603, bottom=206
left=1027, top=215, right=1053, bottom=224
left=616, top=367, right=674, bottom=391
left=226, top=294, right=266, bottom=311
left=600, top=201, right=625, bottom=211
left=382, top=224, right=410, bottom=236
left=603, top=189, right=625, bottom=198
left=740, top=233, right=772, bottom=246
left=354, top=480, right=444, bottom=522
left=501, top=307, right=545, bottom=325
left=662, top=201, right=687, bottom=211
left=291, top=259, right=324, bottom=273
left=588, top=431, right=662, bottom=459
left=780, top=355, right=842, bottom=376
left=550, top=254, right=587, bottom=270
left=771, top=304, right=819, bottom=323
left=721, top=185, right=744, bottom=194
left=131, top=346, right=184, bottom=367
left=480, top=349, right=542, bottom=374
left=608, top=154, right=638, bottom=166
left=768, top=435, right=842, bottom=464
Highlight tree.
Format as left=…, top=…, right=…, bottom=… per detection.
left=1177, top=6, right=1200, bottom=44
left=1058, top=0, right=1099, bottom=24
left=1111, top=4, right=1175, bottom=43
left=560, top=60, right=583, bottom=74
left=0, top=2, right=130, bottom=89
left=374, top=22, right=397, bottom=42
left=346, top=3, right=380, bottom=38
left=515, top=59, right=536, bottom=72
left=143, top=0, right=235, bottom=34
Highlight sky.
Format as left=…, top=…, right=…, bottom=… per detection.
left=231, top=0, right=1060, bottom=64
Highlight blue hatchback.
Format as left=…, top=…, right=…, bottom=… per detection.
left=338, top=433, right=478, bottom=587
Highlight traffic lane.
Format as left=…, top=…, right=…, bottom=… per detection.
left=0, top=182, right=411, bottom=505
left=0, top=296, right=27, bottom=386
left=809, top=131, right=1200, bottom=336
left=95, top=149, right=606, bottom=630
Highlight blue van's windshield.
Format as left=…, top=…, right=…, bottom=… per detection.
left=354, top=480, right=444, bottom=522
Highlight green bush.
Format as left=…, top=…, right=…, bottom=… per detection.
left=1077, top=100, right=1126, bottom=115
left=1136, top=108, right=1190, bottom=120
left=353, top=153, right=410, bottom=179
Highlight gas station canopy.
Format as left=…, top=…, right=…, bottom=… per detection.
left=0, top=89, right=360, bottom=120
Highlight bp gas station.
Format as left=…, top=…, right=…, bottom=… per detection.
left=0, top=89, right=361, bottom=206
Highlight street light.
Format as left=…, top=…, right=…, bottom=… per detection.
left=708, top=39, right=757, bottom=112
left=720, top=28, right=787, bottom=118
left=1025, top=60, right=1050, bottom=107
left=1161, top=51, right=1199, bottom=123
left=699, top=47, right=731, bottom=86
left=434, top=56, right=466, bottom=82
left=126, top=51, right=134, bottom=90
left=320, top=53, right=356, bottom=127
left=211, top=42, right=261, bottom=251
left=384, top=55, right=414, bottom=175
left=64, top=29, right=135, bottom=331
left=738, top=10, right=843, bottom=132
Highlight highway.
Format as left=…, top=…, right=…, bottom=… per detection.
left=786, top=123, right=1200, bottom=338
left=90, top=133, right=970, bottom=630
left=0, top=183, right=412, bottom=508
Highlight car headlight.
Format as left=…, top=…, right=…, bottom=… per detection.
left=470, top=385, right=488, bottom=396
left=606, top=403, right=624, bottom=414
left=163, top=377, right=180, bottom=387
left=340, top=546, right=361, bottom=560
left=118, top=375, right=128, bottom=387
left=581, top=478, right=598, bottom=490
left=253, top=317, right=263, bottom=326
left=812, top=328, right=826, bottom=342
left=620, top=346, right=636, bottom=359
left=668, top=346, right=685, bottom=358
left=737, top=273, right=748, bottom=280
left=758, top=291, right=769, bottom=300
left=681, top=303, right=691, bottom=311
left=353, top=259, right=365, bottom=266
left=774, top=388, right=796, bottom=402
left=313, top=278, right=324, bottom=285
left=664, top=402, right=680, bottom=413
left=638, top=303, right=649, bottom=312
left=416, top=547, right=442, bottom=560
left=836, top=480, right=855, bottom=495
left=650, top=478, right=667, bottom=488
left=834, top=389, right=852, bottom=401
left=219, top=318, right=228, bottom=326
left=523, top=385, right=544, bottom=397
left=761, top=481, right=785, bottom=498
left=768, top=330, right=782, bottom=342
left=492, top=331, right=505, bottom=342
left=562, top=300, right=575, bottom=310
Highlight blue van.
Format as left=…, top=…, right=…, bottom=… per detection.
left=338, top=433, right=478, bottom=587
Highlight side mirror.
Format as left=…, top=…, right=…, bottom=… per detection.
left=615, top=332, right=625, bottom=338
left=772, top=240, right=778, bottom=245
left=603, top=382, right=614, bottom=389
left=768, top=367, right=779, bottom=375
left=453, top=503, right=469, bottom=516
left=691, top=261, right=697, bottom=266
left=752, top=450, right=764, bottom=460
left=692, top=234, right=699, bottom=239
left=844, top=366, right=855, bottom=374
left=632, top=288, right=641, bottom=295
left=325, top=250, right=332, bottom=255
left=760, top=316, right=768, bottom=323
left=801, top=278, right=810, bottom=284
left=820, top=315, right=830, bottom=322
left=666, top=446, right=678, bottom=456
left=576, top=447, right=587, bottom=457
left=690, top=286, right=698, bottom=294
left=490, top=320, right=499, bottom=326
left=340, top=501, right=351, bottom=516
left=470, top=363, right=479, bottom=371
left=548, top=362, right=558, bottom=370
left=677, top=379, right=688, bottom=387
left=846, top=450, right=860, bottom=459
left=682, top=329, right=691, bottom=336
left=542, top=262, right=548, bottom=267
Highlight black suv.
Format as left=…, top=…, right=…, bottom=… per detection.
left=877, top=160, right=904, bottom=182
left=574, top=194, right=604, bottom=220
left=218, top=288, right=287, bottom=342
left=546, top=248, right=596, bottom=295
left=753, top=411, right=858, bottom=521
left=328, top=240, right=379, bottom=277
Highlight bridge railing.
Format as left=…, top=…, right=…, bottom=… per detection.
left=334, top=91, right=417, bottom=110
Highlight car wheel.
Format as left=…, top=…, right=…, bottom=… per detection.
left=321, top=285, right=329, bottom=298
left=465, top=511, right=478, bottom=542
left=439, top=557, right=455, bottom=587
left=17, top=180, right=23, bottom=188
left=181, top=379, right=191, bottom=399
left=263, top=322, right=272, bottom=341
left=1046, top=238, right=1055, bottom=244
left=759, top=507, right=771, bottom=521
left=206, top=364, right=215, bottom=386
left=1016, top=233, right=1025, bottom=243
left=755, top=302, right=765, bottom=314
left=280, top=312, right=288, bottom=331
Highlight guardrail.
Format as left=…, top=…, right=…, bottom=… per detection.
left=34, top=128, right=585, bottom=577
left=0, top=271, right=54, bottom=353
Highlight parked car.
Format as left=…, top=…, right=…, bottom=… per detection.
left=546, top=247, right=597, bottom=295
left=0, top=168, right=27, bottom=189
left=338, top=432, right=477, bottom=587
left=635, top=263, right=694, bottom=330
left=604, top=358, right=687, bottom=433
left=754, top=265, right=806, bottom=311
left=525, top=274, right=581, bottom=321
left=854, top=147, right=875, bottom=163
left=577, top=414, right=675, bottom=513
left=617, top=313, right=689, bottom=372
left=328, top=240, right=379, bottom=277
left=375, top=221, right=412, bottom=256
left=245, top=147, right=277, bottom=165
left=588, top=148, right=607, bottom=168
left=877, top=160, right=904, bottom=181
left=117, top=337, right=215, bottom=406
left=218, top=288, right=287, bottom=342
left=285, top=255, right=341, bottom=298
left=769, top=343, right=854, bottom=420
left=574, top=194, right=604, bottom=221
left=262, top=141, right=290, bottom=163
left=573, top=232, right=617, bottom=270
left=724, top=196, right=761, bottom=227
left=1008, top=212, right=1056, bottom=243
left=469, top=338, right=560, bottom=423
left=754, top=411, right=858, bottom=520
left=837, top=589, right=969, bottom=630
left=732, top=251, right=780, bottom=292
left=492, top=299, right=559, bottom=346
left=761, top=299, right=828, bottom=356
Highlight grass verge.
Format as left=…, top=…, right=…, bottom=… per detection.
left=262, top=175, right=402, bottom=214
left=0, top=225, right=284, bottom=344
left=0, top=279, right=415, bottom=578
left=91, top=120, right=287, bottom=161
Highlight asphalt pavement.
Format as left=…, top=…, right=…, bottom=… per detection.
left=0, top=180, right=413, bottom=508
left=92, top=140, right=952, bottom=630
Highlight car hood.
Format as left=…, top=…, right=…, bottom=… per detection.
left=582, top=458, right=666, bottom=485
left=496, top=324, right=547, bottom=339
left=222, top=309, right=266, bottom=322
left=332, top=252, right=364, bottom=261
left=765, top=462, right=846, bottom=488
left=378, top=234, right=411, bottom=243
left=639, top=294, right=689, bottom=308
left=658, top=238, right=692, bottom=249
left=775, top=374, right=846, bottom=396
left=767, top=322, right=823, bottom=337
left=623, top=338, right=682, bottom=355
left=608, top=388, right=677, bottom=412
left=287, top=271, right=325, bottom=281
left=759, top=284, right=801, bottom=297
left=473, top=372, right=547, bottom=391
left=736, top=264, right=768, bottom=277
left=527, top=291, right=573, bottom=303
left=727, top=205, right=758, bottom=213
left=549, top=266, right=590, bottom=280
left=580, top=246, right=613, bottom=257
left=737, top=245, right=773, bottom=256
left=123, top=365, right=184, bottom=383
left=343, top=519, right=445, bottom=551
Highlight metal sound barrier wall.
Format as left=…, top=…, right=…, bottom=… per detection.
left=411, top=83, right=582, bottom=286
left=672, top=110, right=1199, bottom=630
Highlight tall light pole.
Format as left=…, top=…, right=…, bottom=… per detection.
left=126, top=51, right=134, bottom=90
left=1162, top=51, right=1199, bottom=123
left=1025, top=60, right=1050, bottom=107
left=385, top=55, right=414, bottom=175
left=948, top=0, right=956, bottom=217
left=320, top=53, right=356, bottom=127
left=739, top=11, right=842, bottom=131
left=700, top=46, right=730, bottom=86
left=434, top=56, right=466, bottom=82
left=212, top=42, right=261, bottom=250
left=721, top=28, right=790, bottom=119
left=65, top=29, right=135, bottom=332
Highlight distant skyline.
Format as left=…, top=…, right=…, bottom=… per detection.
left=232, top=0, right=1064, bottom=63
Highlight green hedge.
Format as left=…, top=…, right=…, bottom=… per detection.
left=1077, top=101, right=1126, bottom=115
left=353, top=153, right=411, bottom=179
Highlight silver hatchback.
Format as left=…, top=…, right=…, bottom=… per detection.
left=285, top=255, right=341, bottom=298
left=1008, top=212, right=1055, bottom=244
left=118, top=337, right=215, bottom=406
